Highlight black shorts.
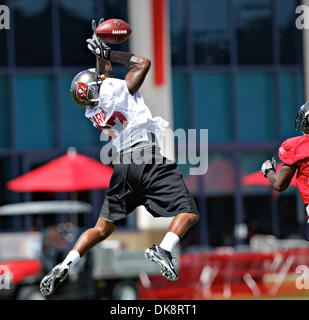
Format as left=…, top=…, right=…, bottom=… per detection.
left=100, top=145, right=199, bottom=224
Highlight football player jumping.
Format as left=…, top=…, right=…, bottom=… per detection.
left=40, top=19, right=199, bottom=296
left=261, top=102, right=309, bottom=225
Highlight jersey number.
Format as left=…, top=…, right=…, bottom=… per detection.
left=98, top=111, right=128, bottom=139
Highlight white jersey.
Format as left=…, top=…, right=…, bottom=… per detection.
left=85, top=78, right=169, bottom=152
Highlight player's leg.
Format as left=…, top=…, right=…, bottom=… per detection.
left=40, top=217, right=116, bottom=296
left=141, top=146, right=200, bottom=280
left=40, top=160, right=129, bottom=296
left=159, top=211, right=200, bottom=251
left=71, top=216, right=117, bottom=256
left=166, top=212, right=200, bottom=239
left=145, top=212, right=199, bottom=281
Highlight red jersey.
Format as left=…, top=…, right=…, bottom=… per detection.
left=278, top=134, right=309, bottom=205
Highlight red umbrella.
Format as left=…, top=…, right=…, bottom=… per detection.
left=242, top=163, right=297, bottom=187
left=7, top=148, right=113, bottom=192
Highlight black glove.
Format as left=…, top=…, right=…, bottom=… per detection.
left=261, top=157, right=276, bottom=177
left=86, top=18, right=111, bottom=60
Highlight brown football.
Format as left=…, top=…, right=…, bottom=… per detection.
left=96, top=18, right=132, bottom=44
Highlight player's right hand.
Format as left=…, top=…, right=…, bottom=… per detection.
left=261, top=157, right=277, bottom=177
left=86, top=18, right=111, bottom=60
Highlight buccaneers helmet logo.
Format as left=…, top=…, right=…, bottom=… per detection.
left=76, top=82, right=89, bottom=101
left=114, top=19, right=123, bottom=27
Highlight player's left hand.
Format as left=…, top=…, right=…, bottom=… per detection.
left=86, top=18, right=111, bottom=60
left=261, top=157, right=277, bottom=177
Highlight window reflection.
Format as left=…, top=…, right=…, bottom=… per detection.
left=60, top=74, right=97, bottom=148
left=277, top=0, right=302, bottom=64
left=236, top=72, right=276, bottom=141
left=0, top=77, right=9, bottom=148
left=15, top=75, right=55, bottom=149
left=184, top=153, right=235, bottom=194
left=172, top=73, right=189, bottom=130
left=14, top=0, right=52, bottom=66
left=193, top=73, right=232, bottom=142
left=60, top=0, right=98, bottom=66
left=208, top=196, right=235, bottom=247
left=190, top=0, right=230, bottom=65
left=235, top=0, right=273, bottom=64
left=169, top=0, right=186, bottom=65
left=279, top=72, right=303, bottom=139
left=59, top=0, right=128, bottom=66
left=0, top=30, right=7, bottom=66
left=103, top=0, right=129, bottom=53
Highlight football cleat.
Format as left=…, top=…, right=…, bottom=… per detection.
left=144, top=245, right=178, bottom=281
left=40, top=263, right=69, bottom=296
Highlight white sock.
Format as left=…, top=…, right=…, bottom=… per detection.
left=159, top=232, right=180, bottom=252
left=62, top=250, right=80, bottom=271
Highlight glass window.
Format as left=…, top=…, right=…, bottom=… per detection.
left=279, top=72, right=304, bottom=140
left=15, top=75, right=55, bottom=149
left=236, top=72, right=276, bottom=141
left=103, top=0, right=129, bottom=53
left=60, top=74, right=98, bottom=148
left=0, top=76, right=10, bottom=148
left=207, top=196, right=235, bottom=247
left=206, top=153, right=235, bottom=195
left=184, top=152, right=234, bottom=195
left=0, top=28, right=7, bottom=66
left=172, top=73, right=189, bottom=130
left=244, top=195, right=272, bottom=235
left=189, top=0, right=230, bottom=65
left=0, top=157, right=12, bottom=205
left=235, top=0, right=273, bottom=64
left=60, top=0, right=98, bottom=67
left=169, top=0, right=186, bottom=66
left=277, top=0, right=302, bottom=64
left=279, top=195, right=299, bottom=237
left=244, top=194, right=299, bottom=238
left=241, top=151, right=271, bottom=194
left=103, top=0, right=128, bottom=19
left=0, top=156, right=20, bottom=230
left=14, top=0, right=52, bottom=66
left=241, top=152, right=269, bottom=178
left=192, top=73, right=232, bottom=142
left=172, top=73, right=190, bottom=176
left=60, top=0, right=128, bottom=66
left=241, top=152, right=276, bottom=238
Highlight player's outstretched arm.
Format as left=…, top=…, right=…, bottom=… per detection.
left=109, top=51, right=151, bottom=95
left=85, top=19, right=150, bottom=93
left=96, top=56, right=113, bottom=77
left=263, top=162, right=296, bottom=192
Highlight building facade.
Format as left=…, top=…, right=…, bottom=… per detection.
left=0, top=0, right=304, bottom=248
